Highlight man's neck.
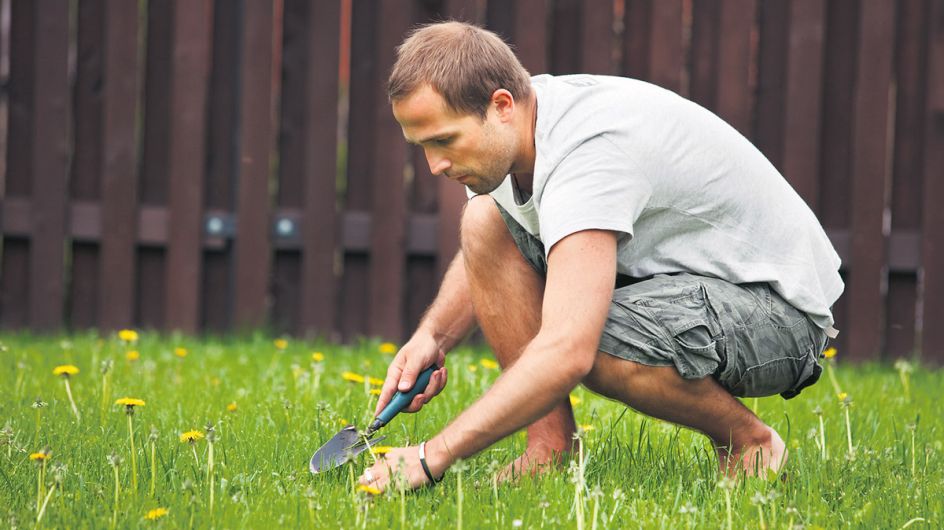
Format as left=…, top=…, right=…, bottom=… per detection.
left=510, top=93, right=538, bottom=194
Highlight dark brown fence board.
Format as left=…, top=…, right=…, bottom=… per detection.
left=580, top=0, right=614, bottom=74
left=550, top=0, right=581, bottom=74
left=29, top=0, right=70, bottom=331
left=298, top=0, right=341, bottom=337
left=647, top=1, right=684, bottom=93
left=714, top=0, right=755, bottom=136
left=339, top=0, right=376, bottom=340
left=782, top=0, right=825, bottom=212
left=886, top=0, right=929, bottom=359
left=622, top=0, right=652, bottom=79
left=753, top=0, right=788, bottom=170
left=164, top=0, right=212, bottom=333
left=99, top=0, right=140, bottom=331
left=232, top=0, right=274, bottom=330
left=69, top=0, right=104, bottom=329
left=367, top=0, right=411, bottom=340
left=689, top=0, right=719, bottom=110
left=0, top=241, right=28, bottom=328
left=921, top=0, right=944, bottom=363
left=847, top=0, right=895, bottom=361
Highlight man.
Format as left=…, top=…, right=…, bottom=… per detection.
left=359, top=21, right=842, bottom=492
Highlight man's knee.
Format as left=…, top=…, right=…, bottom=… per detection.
left=582, top=351, right=644, bottom=397
left=460, top=196, right=509, bottom=256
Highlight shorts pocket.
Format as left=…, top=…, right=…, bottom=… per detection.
left=726, top=346, right=818, bottom=398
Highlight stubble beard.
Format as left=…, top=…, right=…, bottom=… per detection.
left=465, top=122, right=518, bottom=195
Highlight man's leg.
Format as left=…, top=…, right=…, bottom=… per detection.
left=460, top=196, right=577, bottom=476
left=582, top=353, right=786, bottom=476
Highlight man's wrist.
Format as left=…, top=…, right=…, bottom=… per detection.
left=422, top=435, right=454, bottom=479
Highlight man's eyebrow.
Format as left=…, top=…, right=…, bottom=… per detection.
left=407, top=133, right=453, bottom=145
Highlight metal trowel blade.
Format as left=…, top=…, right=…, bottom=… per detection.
left=309, top=425, right=386, bottom=473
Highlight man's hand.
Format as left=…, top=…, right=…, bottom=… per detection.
left=357, top=443, right=444, bottom=493
left=374, top=331, right=448, bottom=416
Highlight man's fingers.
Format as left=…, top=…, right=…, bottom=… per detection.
left=375, top=362, right=405, bottom=416
left=397, top=356, right=429, bottom=392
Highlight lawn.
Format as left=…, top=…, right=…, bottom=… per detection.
left=1, top=331, right=941, bottom=529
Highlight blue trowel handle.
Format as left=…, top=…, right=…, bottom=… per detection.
left=369, top=365, right=436, bottom=432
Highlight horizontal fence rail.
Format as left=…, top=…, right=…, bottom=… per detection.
left=0, top=0, right=942, bottom=363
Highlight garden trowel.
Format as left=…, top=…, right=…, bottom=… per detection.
left=309, top=365, right=436, bottom=473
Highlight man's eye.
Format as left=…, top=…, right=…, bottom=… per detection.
left=435, top=137, right=453, bottom=146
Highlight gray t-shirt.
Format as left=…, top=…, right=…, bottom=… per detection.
left=474, top=74, right=843, bottom=329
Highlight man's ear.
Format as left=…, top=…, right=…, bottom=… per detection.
left=491, top=89, right=515, bottom=122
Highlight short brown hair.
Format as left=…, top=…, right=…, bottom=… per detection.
left=387, top=21, right=532, bottom=119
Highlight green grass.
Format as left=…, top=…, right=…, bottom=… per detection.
left=0, top=331, right=941, bottom=529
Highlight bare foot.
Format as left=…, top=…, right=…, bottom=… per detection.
left=716, top=426, right=787, bottom=478
left=496, top=443, right=572, bottom=483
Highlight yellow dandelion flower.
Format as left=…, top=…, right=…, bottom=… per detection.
left=480, top=359, right=499, bottom=370
left=837, top=392, right=848, bottom=402
left=823, top=347, right=838, bottom=359
left=368, top=376, right=384, bottom=386
left=468, top=364, right=478, bottom=373
left=226, top=402, right=238, bottom=412
left=369, top=446, right=393, bottom=455
left=570, top=395, right=582, bottom=406
left=118, top=329, right=139, bottom=342
left=126, top=350, right=140, bottom=361
left=145, top=507, right=169, bottom=520
left=369, top=388, right=381, bottom=396
left=53, top=364, right=79, bottom=376
left=378, top=342, right=397, bottom=355
left=311, top=352, right=325, bottom=362
left=580, top=424, right=595, bottom=432
left=339, top=419, right=348, bottom=426
left=357, top=484, right=382, bottom=495
left=342, top=372, right=365, bottom=384
left=180, top=430, right=205, bottom=443
left=274, top=338, right=288, bottom=350
left=29, top=452, right=49, bottom=461
left=174, top=347, right=188, bottom=358
left=115, top=397, right=145, bottom=408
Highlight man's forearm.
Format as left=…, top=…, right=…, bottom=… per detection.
left=416, top=250, right=477, bottom=353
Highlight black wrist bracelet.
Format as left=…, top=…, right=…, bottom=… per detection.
left=418, top=441, right=440, bottom=484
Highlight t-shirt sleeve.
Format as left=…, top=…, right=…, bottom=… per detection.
left=537, top=134, right=652, bottom=257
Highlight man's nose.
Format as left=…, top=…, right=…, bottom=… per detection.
left=426, top=151, right=451, bottom=176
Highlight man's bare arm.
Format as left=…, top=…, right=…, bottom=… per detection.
left=423, top=229, right=617, bottom=472
left=374, top=250, right=478, bottom=415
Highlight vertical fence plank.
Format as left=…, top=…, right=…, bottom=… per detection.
left=298, top=0, right=341, bottom=337
left=339, top=0, right=376, bottom=340
left=887, top=0, right=928, bottom=360
left=921, top=0, right=944, bottom=363
left=782, top=0, right=825, bottom=211
left=137, top=0, right=172, bottom=329
left=3, top=2, right=40, bottom=326
left=69, top=0, right=104, bottom=329
left=512, top=0, right=547, bottom=75
left=232, top=0, right=274, bottom=330
left=203, top=2, right=240, bottom=333
left=753, top=0, right=788, bottom=170
left=647, top=0, right=684, bottom=93
left=164, top=0, right=212, bottom=333
left=622, top=0, right=652, bottom=80
left=29, top=0, right=70, bottom=331
left=817, top=0, right=858, bottom=352
left=367, top=0, right=411, bottom=340
left=689, top=0, right=719, bottom=110
left=847, top=0, right=895, bottom=361
left=714, top=0, right=755, bottom=136
left=99, top=0, right=140, bottom=331
left=580, top=0, right=613, bottom=74
left=550, top=0, right=581, bottom=74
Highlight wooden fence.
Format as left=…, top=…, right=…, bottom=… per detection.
left=0, top=0, right=942, bottom=363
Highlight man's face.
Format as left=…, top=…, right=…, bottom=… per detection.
left=392, top=85, right=518, bottom=195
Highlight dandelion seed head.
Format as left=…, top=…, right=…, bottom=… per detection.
left=32, top=398, right=48, bottom=409
left=512, top=519, right=523, bottom=527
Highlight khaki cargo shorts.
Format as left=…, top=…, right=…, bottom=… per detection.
left=497, top=202, right=828, bottom=399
